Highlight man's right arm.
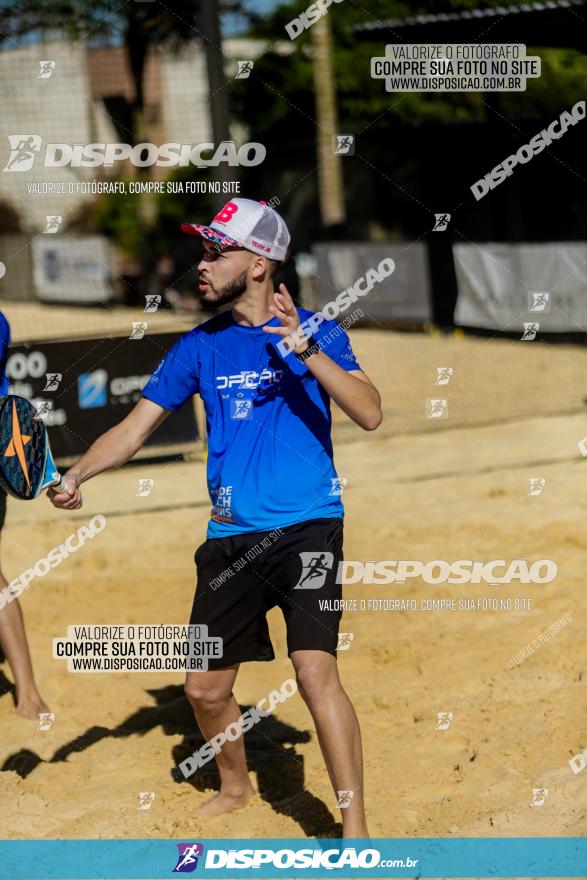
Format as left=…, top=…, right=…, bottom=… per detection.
left=49, top=398, right=170, bottom=510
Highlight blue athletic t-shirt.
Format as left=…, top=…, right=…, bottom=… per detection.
left=0, top=312, right=10, bottom=396
left=142, top=308, right=361, bottom=537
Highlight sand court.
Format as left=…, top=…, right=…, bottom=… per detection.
left=1, top=317, right=586, bottom=840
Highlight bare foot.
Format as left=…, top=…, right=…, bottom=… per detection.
left=197, top=785, right=255, bottom=817
left=15, top=694, right=51, bottom=721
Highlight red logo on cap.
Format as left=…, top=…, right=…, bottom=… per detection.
left=251, top=240, right=270, bottom=253
left=214, top=202, right=238, bottom=224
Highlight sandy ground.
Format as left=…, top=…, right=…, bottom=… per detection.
left=0, top=300, right=195, bottom=342
left=0, top=322, right=587, bottom=843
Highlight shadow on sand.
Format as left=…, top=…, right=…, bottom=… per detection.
left=0, top=684, right=342, bottom=837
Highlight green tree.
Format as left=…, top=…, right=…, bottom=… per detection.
left=232, top=0, right=587, bottom=133
left=229, top=0, right=587, bottom=244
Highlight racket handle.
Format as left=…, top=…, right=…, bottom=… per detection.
left=56, top=477, right=82, bottom=501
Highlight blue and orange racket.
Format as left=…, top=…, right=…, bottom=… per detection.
left=0, top=395, right=65, bottom=499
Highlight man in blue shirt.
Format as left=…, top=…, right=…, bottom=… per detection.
left=50, top=199, right=382, bottom=838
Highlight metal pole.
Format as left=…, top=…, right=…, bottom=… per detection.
left=199, top=0, right=235, bottom=210
left=311, top=15, right=345, bottom=228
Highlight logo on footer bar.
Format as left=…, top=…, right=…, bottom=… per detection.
left=173, top=843, right=204, bottom=872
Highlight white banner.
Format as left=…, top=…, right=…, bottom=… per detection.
left=32, top=235, right=114, bottom=303
left=453, top=242, right=587, bottom=331
left=313, top=242, right=431, bottom=323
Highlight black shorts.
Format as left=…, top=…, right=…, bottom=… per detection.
left=189, top=517, right=344, bottom=669
left=0, top=487, right=6, bottom=531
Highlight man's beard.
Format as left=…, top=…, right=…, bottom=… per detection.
left=200, top=269, right=248, bottom=307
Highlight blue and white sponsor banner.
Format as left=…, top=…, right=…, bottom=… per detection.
left=31, top=235, right=114, bottom=303
left=6, top=333, right=198, bottom=457
left=0, top=837, right=585, bottom=878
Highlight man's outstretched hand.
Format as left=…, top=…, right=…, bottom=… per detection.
left=263, top=283, right=309, bottom=353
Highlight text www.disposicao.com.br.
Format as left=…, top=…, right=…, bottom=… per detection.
left=70, top=657, right=205, bottom=671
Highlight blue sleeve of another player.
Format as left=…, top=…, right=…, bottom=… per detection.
left=141, top=330, right=199, bottom=412
left=0, top=312, right=11, bottom=395
left=316, top=321, right=361, bottom=372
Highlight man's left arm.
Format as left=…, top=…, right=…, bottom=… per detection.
left=264, top=285, right=383, bottom=432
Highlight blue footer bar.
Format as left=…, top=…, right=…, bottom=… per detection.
left=0, top=838, right=585, bottom=879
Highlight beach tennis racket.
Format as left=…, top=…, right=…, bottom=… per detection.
left=0, top=395, right=66, bottom=499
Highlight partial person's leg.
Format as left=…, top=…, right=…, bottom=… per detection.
left=184, top=665, right=255, bottom=816
left=185, top=533, right=276, bottom=816
left=0, top=567, right=50, bottom=719
left=290, top=649, right=369, bottom=838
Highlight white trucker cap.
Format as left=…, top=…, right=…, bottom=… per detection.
left=181, top=198, right=290, bottom=262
